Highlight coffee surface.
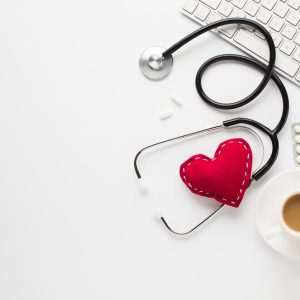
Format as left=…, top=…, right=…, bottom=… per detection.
left=283, top=194, right=300, bottom=232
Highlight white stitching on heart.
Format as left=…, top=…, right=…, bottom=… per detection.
left=183, top=139, right=251, bottom=206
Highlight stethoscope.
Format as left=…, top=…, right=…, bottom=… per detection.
left=134, top=18, right=289, bottom=235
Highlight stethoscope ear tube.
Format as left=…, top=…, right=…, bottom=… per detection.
left=134, top=124, right=224, bottom=179
left=134, top=123, right=265, bottom=235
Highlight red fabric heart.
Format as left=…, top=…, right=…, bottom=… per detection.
left=179, top=138, right=253, bottom=208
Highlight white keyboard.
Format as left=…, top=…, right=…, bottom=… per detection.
left=182, top=0, right=300, bottom=87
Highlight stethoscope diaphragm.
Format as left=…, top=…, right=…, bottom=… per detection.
left=139, top=46, right=173, bottom=80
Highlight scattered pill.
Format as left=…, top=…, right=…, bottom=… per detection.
left=295, top=135, right=300, bottom=144
left=159, top=109, right=173, bottom=120
left=296, top=145, right=300, bottom=154
left=171, top=95, right=183, bottom=107
left=294, top=125, right=300, bottom=134
left=297, top=155, right=300, bottom=164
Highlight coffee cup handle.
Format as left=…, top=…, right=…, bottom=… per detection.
left=265, top=224, right=282, bottom=240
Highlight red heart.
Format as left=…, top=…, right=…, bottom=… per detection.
left=179, top=138, right=253, bottom=208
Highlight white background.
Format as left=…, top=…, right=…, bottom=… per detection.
left=0, top=0, right=299, bottom=299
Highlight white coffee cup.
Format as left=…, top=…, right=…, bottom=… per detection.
left=265, top=190, right=300, bottom=241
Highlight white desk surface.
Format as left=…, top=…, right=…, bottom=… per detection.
left=0, top=1, right=299, bottom=299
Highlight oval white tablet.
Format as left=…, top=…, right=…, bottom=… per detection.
left=295, top=135, right=300, bottom=144
left=296, top=145, right=300, bottom=154
left=297, top=155, right=300, bottom=164
left=294, top=124, right=300, bottom=134
left=159, top=109, right=173, bottom=120
left=171, top=95, right=183, bottom=107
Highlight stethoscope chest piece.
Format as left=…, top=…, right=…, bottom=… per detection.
left=139, top=46, right=173, bottom=80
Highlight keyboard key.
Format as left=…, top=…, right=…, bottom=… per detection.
left=244, top=1, right=260, bottom=16
left=261, top=0, right=277, bottom=10
left=234, top=29, right=299, bottom=76
left=256, top=8, right=272, bottom=23
left=232, top=0, right=247, bottom=8
left=206, top=12, right=223, bottom=23
left=255, top=30, right=266, bottom=39
left=219, top=24, right=239, bottom=37
left=243, top=22, right=256, bottom=32
left=201, top=0, right=222, bottom=9
left=218, top=2, right=234, bottom=16
left=282, top=24, right=297, bottom=39
left=270, top=31, right=283, bottom=47
left=294, top=33, right=300, bottom=45
left=280, top=40, right=295, bottom=55
left=287, top=0, right=300, bottom=9
left=269, top=17, right=285, bottom=31
left=292, top=47, right=300, bottom=62
left=194, top=4, right=211, bottom=21
left=286, top=11, right=300, bottom=26
left=242, top=24, right=255, bottom=32
left=230, top=8, right=246, bottom=18
left=273, top=3, right=289, bottom=17
left=183, top=0, right=199, bottom=13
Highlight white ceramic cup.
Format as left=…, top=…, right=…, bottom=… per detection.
left=265, top=190, right=300, bottom=241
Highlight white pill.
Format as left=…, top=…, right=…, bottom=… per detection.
left=297, top=155, right=300, bottom=164
left=294, top=124, right=300, bottom=134
left=159, top=109, right=173, bottom=120
left=138, top=178, right=148, bottom=193
left=296, top=145, right=300, bottom=154
left=171, top=95, right=183, bottom=107
left=295, top=135, right=300, bottom=144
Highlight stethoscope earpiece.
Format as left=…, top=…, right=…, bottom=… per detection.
left=139, top=46, right=173, bottom=80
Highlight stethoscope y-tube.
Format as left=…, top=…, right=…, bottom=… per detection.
left=135, top=18, right=289, bottom=235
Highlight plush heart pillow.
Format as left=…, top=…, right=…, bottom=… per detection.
left=179, top=138, right=253, bottom=208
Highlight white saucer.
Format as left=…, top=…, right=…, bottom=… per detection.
left=256, top=170, right=300, bottom=258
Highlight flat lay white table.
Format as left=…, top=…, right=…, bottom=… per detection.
left=0, top=1, right=299, bottom=299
